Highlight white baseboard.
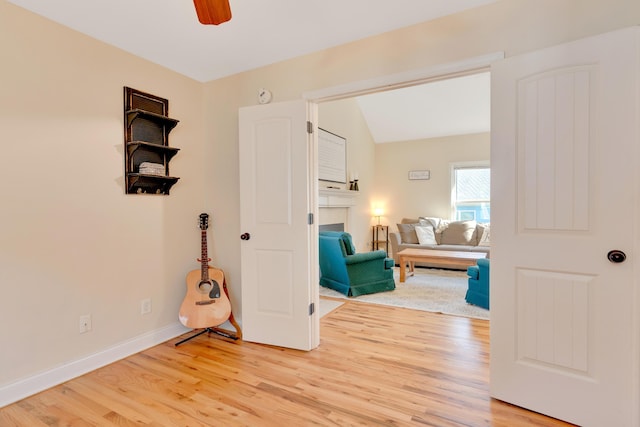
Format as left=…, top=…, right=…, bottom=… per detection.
left=0, top=322, right=189, bottom=408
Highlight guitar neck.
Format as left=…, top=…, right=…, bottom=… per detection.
left=201, top=229, right=209, bottom=281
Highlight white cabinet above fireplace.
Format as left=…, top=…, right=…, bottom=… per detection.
left=318, top=188, right=359, bottom=208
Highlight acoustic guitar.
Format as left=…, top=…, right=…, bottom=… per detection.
left=179, top=213, right=231, bottom=329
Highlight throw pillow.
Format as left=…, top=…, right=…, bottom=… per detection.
left=419, top=216, right=441, bottom=230
left=401, top=218, right=420, bottom=225
left=440, top=220, right=477, bottom=245
left=415, top=225, right=437, bottom=245
left=434, top=219, right=450, bottom=244
left=477, top=223, right=491, bottom=246
left=397, top=223, right=419, bottom=244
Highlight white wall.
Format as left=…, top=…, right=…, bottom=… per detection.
left=2, top=0, right=640, bottom=405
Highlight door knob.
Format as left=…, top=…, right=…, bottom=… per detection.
left=607, top=250, right=626, bottom=263
left=240, top=232, right=251, bottom=241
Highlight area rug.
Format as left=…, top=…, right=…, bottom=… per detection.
left=318, top=268, right=489, bottom=320
left=319, top=299, right=344, bottom=318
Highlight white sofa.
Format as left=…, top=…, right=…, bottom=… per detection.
left=389, top=217, right=490, bottom=270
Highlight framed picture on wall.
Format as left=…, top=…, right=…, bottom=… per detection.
left=318, top=128, right=347, bottom=183
left=408, top=170, right=430, bottom=180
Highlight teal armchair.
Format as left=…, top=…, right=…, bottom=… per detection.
left=319, top=231, right=395, bottom=297
left=466, top=258, right=490, bottom=309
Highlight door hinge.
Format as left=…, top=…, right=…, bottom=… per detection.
left=308, top=213, right=314, bottom=225
left=309, top=302, right=315, bottom=316
left=307, top=121, right=313, bottom=134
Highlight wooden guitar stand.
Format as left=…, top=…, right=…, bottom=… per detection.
left=175, top=277, right=242, bottom=347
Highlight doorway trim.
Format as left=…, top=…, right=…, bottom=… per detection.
left=303, top=52, right=504, bottom=103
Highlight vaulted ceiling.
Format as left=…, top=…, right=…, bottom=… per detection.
left=356, top=72, right=490, bottom=143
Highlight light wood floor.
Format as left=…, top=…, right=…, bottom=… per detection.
left=1, top=299, right=575, bottom=426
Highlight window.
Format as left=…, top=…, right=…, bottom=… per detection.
left=452, top=164, right=490, bottom=223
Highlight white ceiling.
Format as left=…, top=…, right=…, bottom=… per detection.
left=356, top=72, right=491, bottom=143
left=7, top=0, right=494, bottom=142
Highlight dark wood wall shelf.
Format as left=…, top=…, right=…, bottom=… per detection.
left=125, top=109, right=179, bottom=131
left=126, top=141, right=180, bottom=161
left=126, top=174, right=180, bottom=195
left=124, top=87, right=180, bottom=195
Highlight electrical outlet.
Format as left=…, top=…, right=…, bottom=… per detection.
left=79, top=315, right=92, bottom=333
left=141, top=298, right=152, bottom=315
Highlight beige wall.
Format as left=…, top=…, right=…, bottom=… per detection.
left=0, top=2, right=205, bottom=391
left=2, top=0, right=640, bottom=404
left=374, top=133, right=490, bottom=228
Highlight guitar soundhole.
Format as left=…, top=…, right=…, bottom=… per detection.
left=198, top=280, right=212, bottom=293
left=198, top=279, right=221, bottom=299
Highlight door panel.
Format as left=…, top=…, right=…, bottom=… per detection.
left=491, top=27, right=639, bottom=426
left=518, top=66, right=592, bottom=231
left=516, top=269, right=592, bottom=373
left=239, top=100, right=319, bottom=351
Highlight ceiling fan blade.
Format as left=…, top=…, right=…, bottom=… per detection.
left=193, top=0, right=232, bottom=25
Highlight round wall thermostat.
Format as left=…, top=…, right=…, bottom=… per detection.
left=258, top=88, right=272, bottom=104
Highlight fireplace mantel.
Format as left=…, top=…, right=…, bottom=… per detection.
left=318, top=188, right=359, bottom=208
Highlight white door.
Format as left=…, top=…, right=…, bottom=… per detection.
left=491, top=28, right=639, bottom=426
left=239, top=99, right=319, bottom=351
